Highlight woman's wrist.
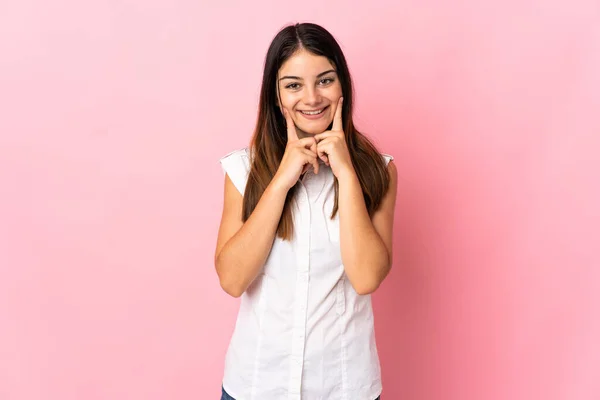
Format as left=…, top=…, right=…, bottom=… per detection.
left=267, top=175, right=291, bottom=196
left=336, top=166, right=359, bottom=186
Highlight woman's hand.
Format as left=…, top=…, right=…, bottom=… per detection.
left=315, top=97, right=355, bottom=180
left=272, top=108, right=320, bottom=191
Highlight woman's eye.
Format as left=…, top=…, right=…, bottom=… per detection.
left=286, top=83, right=301, bottom=89
left=319, top=78, right=334, bottom=85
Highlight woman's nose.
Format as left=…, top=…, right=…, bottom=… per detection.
left=303, top=87, right=322, bottom=106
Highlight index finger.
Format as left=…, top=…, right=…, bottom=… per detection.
left=332, top=96, right=344, bottom=132
left=283, top=108, right=299, bottom=142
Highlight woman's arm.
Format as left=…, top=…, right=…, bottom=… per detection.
left=214, top=174, right=288, bottom=298
left=215, top=109, right=322, bottom=298
left=337, top=161, right=398, bottom=295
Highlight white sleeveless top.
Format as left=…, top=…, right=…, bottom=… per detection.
left=219, top=148, right=393, bottom=400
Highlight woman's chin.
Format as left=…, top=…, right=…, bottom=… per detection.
left=299, top=123, right=331, bottom=135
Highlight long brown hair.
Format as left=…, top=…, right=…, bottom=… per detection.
left=243, top=23, right=390, bottom=240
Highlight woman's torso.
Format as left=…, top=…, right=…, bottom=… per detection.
left=219, top=148, right=392, bottom=400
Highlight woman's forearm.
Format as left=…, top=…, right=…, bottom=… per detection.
left=337, top=170, right=390, bottom=295
left=215, top=181, right=289, bottom=297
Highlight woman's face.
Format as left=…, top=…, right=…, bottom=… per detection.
left=277, top=49, right=343, bottom=138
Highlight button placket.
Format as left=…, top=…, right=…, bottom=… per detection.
left=289, top=184, right=311, bottom=398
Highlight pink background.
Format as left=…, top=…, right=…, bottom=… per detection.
left=1, top=1, right=599, bottom=399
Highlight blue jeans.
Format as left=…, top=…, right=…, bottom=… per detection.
left=221, top=386, right=380, bottom=399
left=220, top=386, right=235, bottom=400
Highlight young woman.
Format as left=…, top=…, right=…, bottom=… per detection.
left=215, top=22, right=397, bottom=400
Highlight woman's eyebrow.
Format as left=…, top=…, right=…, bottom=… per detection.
left=279, top=69, right=337, bottom=81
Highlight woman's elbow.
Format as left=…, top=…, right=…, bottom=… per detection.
left=215, top=258, right=245, bottom=298
left=220, top=279, right=244, bottom=298
left=351, top=262, right=391, bottom=295
left=217, top=270, right=245, bottom=298
left=353, top=280, right=381, bottom=295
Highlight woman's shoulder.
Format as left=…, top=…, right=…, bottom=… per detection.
left=219, top=147, right=251, bottom=162
left=380, top=152, right=394, bottom=166
left=219, top=147, right=252, bottom=195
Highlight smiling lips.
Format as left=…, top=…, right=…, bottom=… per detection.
left=298, top=106, right=329, bottom=119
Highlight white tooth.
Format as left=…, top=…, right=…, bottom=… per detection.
left=302, top=109, right=323, bottom=115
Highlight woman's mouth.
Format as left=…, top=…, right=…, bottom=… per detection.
left=298, top=106, right=328, bottom=120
